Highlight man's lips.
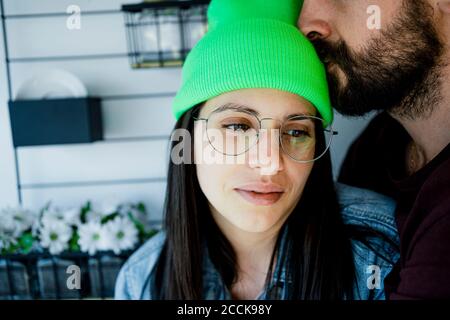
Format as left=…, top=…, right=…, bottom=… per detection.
left=326, top=62, right=336, bottom=72
left=234, top=183, right=285, bottom=206
left=323, top=58, right=336, bottom=70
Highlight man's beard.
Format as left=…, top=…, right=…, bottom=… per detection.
left=312, top=0, right=444, bottom=120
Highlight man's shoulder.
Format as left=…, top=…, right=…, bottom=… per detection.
left=414, top=144, right=450, bottom=229
left=421, top=146, right=450, bottom=201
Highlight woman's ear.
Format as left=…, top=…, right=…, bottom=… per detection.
left=438, top=1, right=450, bottom=14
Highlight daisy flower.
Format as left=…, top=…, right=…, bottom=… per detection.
left=39, top=219, right=72, bottom=255
left=61, top=207, right=82, bottom=227
left=86, top=201, right=119, bottom=223
left=78, top=221, right=108, bottom=255
left=1, top=206, right=35, bottom=237
left=104, top=216, right=139, bottom=254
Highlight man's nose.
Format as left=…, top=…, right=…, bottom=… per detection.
left=298, top=0, right=333, bottom=41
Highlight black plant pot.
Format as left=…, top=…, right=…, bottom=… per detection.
left=8, top=97, right=103, bottom=147
left=0, top=260, right=31, bottom=299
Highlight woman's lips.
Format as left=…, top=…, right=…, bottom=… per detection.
left=235, top=190, right=283, bottom=206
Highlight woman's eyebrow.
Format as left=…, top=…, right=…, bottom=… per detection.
left=214, top=103, right=260, bottom=116
left=286, top=112, right=316, bottom=119
left=214, top=103, right=315, bottom=119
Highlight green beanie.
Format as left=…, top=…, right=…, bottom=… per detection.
left=172, top=0, right=333, bottom=125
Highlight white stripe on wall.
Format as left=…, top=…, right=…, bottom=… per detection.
left=4, top=0, right=137, bottom=16
left=10, top=59, right=182, bottom=99
left=17, top=139, right=170, bottom=185
left=102, top=96, right=176, bottom=139
left=6, top=13, right=127, bottom=58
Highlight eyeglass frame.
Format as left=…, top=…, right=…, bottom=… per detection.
left=193, top=107, right=338, bottom=164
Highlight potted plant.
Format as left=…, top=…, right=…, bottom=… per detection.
left=0, top=201, right=158, bottom=299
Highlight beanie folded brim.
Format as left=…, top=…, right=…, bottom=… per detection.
left=173, top=19, right=333, bottom=125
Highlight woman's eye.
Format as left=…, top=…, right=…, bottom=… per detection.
left=285, top=129, right=310, bottom=138
left=224, top=123, right=251, bottom=132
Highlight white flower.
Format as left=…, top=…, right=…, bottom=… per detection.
left=86, top=201, right=119, bottom=223
left=103, top=217, right=139, bottom=254
left=92, top=201, right=119, bottom=216
left=117, top=203, right=134, bottom=217
left=39, top=219, right=72, bottom=255
left=78, top=222, right=108, bottom=255
left=84, top=210, right=105, bottom=223
left=0, top=232, right=17, bottom=251
left=40, top=206, right=81, bottom=228
left=0, top=206, right=36, bottom=237
left=61, top=207, right=81, bottom=226
left=40, top=207, right=63, bottom=227
left=0, top=206, right=36, bottom=252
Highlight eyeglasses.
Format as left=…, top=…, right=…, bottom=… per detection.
left=193, top=108, right=338, bottom=163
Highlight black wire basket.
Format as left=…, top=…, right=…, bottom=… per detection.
left=122, top=0, right=210, bottom=68
left=0, top=251, right=133, bottom=300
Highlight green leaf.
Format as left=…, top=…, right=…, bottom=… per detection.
left=4, top=242, right=20, bottom=254
left=127, top=212, right=148, bottom=240
left=69, top=232, right=81, bottom=252
left=80, top=201, right=91, bottom=223
left=38, top=201, right=52, bottom=221
left=18, top=232, right=35, bottom=254
left=136, top=202, right=147, bottom=214
left=101, top=212, right=119, bottom=224
left=144, top=229, right=158, bottom=240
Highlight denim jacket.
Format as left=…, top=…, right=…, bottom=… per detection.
left=115, top=183, right=400, bottom=300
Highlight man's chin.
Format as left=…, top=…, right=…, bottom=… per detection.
left=330, top=86, right=373, bottom=117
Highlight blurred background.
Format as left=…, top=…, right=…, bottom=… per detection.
left=0, top=0, right=375, bottom=299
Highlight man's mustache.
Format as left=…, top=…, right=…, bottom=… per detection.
left=311, top=39, right=354, bottom=69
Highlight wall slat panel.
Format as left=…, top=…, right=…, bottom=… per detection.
left=10, top=58, right=182, bottom=99
left=102, top=97, right=176, bottom=139
left=18, top=140, right=170, bottom=185
left=4, top=0, right=137, bottom=15
left=7, top=14, right=127, bottom=58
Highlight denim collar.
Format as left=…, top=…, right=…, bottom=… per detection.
left=201, top=226, right=290, bottom=300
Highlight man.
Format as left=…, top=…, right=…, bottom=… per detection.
left=298, top=0, right=450, bottom=299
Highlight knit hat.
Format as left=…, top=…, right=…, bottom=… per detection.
left=172, top=0, right=333, bottom=125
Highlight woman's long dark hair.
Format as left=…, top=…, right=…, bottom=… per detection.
left=153, top=105, right=356, bottom=300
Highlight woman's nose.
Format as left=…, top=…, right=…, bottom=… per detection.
left=248, top=128, right=284, bottom=176
left=298, top=0, right=333, bottom=41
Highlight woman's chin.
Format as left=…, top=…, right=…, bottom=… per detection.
left=225, top=210, right=283, bottom=234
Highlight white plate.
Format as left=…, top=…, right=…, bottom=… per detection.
left=15, top=69, right=88, bottom=100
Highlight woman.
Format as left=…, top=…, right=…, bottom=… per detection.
left=115, top=0, right=399, bottom=300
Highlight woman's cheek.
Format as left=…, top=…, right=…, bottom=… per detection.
left=287, top=163, right=314, bottom=199
left=197, top=162, right=230, bottom=204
